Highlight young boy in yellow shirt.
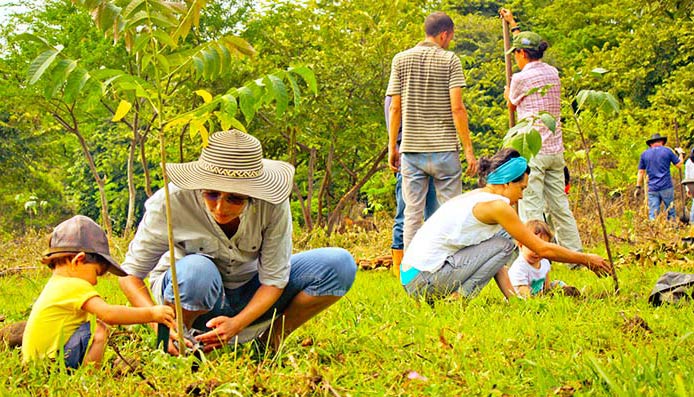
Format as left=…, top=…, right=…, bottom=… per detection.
left=22, top=215, right=176, bottom=369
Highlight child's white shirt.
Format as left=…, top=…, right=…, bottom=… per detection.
left=508, top=256, right=551, bottom=295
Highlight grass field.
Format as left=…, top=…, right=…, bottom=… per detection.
left=1, top=215, right=694, bottom=396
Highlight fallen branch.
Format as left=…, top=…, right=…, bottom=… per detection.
left=0, top=266, right=41, bottom=277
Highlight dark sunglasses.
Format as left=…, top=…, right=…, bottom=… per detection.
left=202, top=190, right=250, bottom=205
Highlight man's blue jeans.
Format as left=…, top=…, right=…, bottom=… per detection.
left=647, top=187, right=675, bottom=220
left=401, top=151, right=462, bottom=249
left=392, top=172, right=438, bottom=250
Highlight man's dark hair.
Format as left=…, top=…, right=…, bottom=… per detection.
left=425, top=12, right=454, bottom=37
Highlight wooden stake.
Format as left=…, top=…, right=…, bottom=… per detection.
left=502, top=19, right=516, bottom=128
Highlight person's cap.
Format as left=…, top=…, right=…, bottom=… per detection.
left=166, top=130, right=295, bottom=204
left=682, top=178, right=694, bottom=185
left=646, top=133, right=667, bottom=146
left=506, top=31, right=543, bottom=54
left=41, top=215, right=127, bottom=276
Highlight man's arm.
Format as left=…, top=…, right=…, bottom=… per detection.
left=450, top=87, right=477, bottom=175
left=388, top=95, right=402, bottom=172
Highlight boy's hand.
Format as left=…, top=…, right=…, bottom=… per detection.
left=150, top=305, right=176, bottom=329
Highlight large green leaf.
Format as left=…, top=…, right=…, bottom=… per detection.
left=288, top=66, right=318, bottom=95
left=63, top=68, right=91, bottom=103
left=575, top=90, right=620, bottom=116
left=44, top=59, right=77, bottom=99
left=221, top=36, right=255, bottom=57
left=539, top=112, right=556, bottom=133
left=238, top=85, right=257, bottom=123
left=286, top=73, right=301, bottom=107
left=266, top=75, right=289, bottom=117
left=504, top=129, right=542, bottom=160
left=27, top=48, right=62, bottom=85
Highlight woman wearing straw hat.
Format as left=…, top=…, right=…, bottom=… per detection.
left=119, top=130, right=357, bottom=354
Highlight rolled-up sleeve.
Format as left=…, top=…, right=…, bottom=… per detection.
left=257, top=200, right=292, bottom=288
left=121, top=190, right=171, bottom=279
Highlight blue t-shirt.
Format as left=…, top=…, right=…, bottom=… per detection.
left=638, top=146, right=680, bottom=192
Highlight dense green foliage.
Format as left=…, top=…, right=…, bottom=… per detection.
left=0, top=0, right=693, bottom=235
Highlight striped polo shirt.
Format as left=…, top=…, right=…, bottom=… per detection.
left=386, top=41, right=466, bottom=153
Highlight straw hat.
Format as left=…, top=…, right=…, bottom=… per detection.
left=167, top=130, right=295, bottom=204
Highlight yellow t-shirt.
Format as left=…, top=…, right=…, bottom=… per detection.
left=22, top=275, right=100, bottom=362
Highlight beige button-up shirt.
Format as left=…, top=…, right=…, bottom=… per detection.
left=121, top=184, right=292, bottom=303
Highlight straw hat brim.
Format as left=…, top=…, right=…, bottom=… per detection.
left=166, top=159, right=295, bottom=204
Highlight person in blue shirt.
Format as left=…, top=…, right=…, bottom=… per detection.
left=634, top=133, right=684, bottom=220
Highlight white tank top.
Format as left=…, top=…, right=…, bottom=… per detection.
left=402, top=190, right=509, bottom=273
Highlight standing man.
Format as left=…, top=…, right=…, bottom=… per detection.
left=500, top=9, right=583, bottom=255
left=387, top=11, right=477, bottom=250
left=634, top=133, right=684, bottom=220
left=384, top=96, right=438, bottom=274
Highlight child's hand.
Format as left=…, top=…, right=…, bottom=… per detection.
left=150, top=305, right=176, bottom=330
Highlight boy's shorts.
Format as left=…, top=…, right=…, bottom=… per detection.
left=63, top=322, right=91, bottom=369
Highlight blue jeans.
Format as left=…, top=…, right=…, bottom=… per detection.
left=392, top=172, right=438, bottom=250
left=161, top=248, right=357, bottom=331
left=63, top=322, right=91, bottom=369
left=690, top=199, right=694, bottom=224
left=401, top=151, right=462, bottom=249
left=403, top=235, right=515, bottom=300
left=647, top=187, right=675, bottom=220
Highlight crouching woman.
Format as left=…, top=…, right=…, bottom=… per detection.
left=400, top=148, right=612, bottom=300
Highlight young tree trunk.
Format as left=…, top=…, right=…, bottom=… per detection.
left=316, top=143, right=334, bottom=228
left=125, top=110, right=140, bottom=232
left=52, top=111, right=112, bottom=235
left=326, top=147, right=387, bottom=235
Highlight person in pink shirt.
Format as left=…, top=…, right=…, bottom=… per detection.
left=501, top=9, right=583, bottom=266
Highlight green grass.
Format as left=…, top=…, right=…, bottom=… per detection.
left=1, top=223, right=694, bottom=396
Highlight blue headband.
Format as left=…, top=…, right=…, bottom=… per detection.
left=486, top=157, right=528, bottom=184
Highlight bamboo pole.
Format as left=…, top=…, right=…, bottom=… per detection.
left=502, top=19, right=516, bottom=128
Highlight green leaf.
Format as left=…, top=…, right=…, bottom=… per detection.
left=220, top=94, right=238, bottom=117
left=538, top=112, right=556, bottom=133
left=288, top=66, right=317, bottom=95
left=238, top=85, right=257, bottom=123
left=122, top=0, right=146, bottom=18
left=575, top=90, right=620, bottom=116
left=96, top=1, right=122, bottom=34
left=228, top=117, right=247, bottom=133
left=16, top=33, right=52, bottom=50
left=286, top=73, right=301, bottom=107
left=590, top=67, right=609, bottom=77
left=504, top=129, right=542, bottom=160
left=152, top=30, right=178, bottom=49
left=44, top=59, right=77, bottom=99
left=27, top=48, right=62, bottom=85
left=266, top=75, right=289, bottom=117
left=63, top=68, right=90, bottom=103
left=221, top=36, right=256, bottom=57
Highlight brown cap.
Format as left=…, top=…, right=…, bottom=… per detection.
left=41, top=215, right=127, bottom=277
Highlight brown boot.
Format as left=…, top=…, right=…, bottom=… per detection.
left=391, top=249, right=404, bottom=277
